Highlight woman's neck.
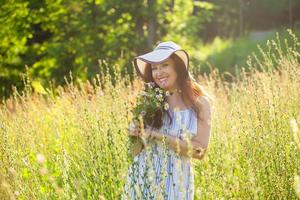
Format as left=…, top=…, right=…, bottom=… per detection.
left=168, top=88, right=181, bottom=95
left=166, top=87, right=181, bottom=102
left=166, top=90, right=187, bottom=110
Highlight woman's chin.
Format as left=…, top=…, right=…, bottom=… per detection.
left=161, top=86, right=172, bottom=91
left=156, top=81, right=173, bottom=90
left=156, top=83, right=164, bottom=88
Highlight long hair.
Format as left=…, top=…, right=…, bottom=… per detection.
left=144, top=53, right=209, bottom=129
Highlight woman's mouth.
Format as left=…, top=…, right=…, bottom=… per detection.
left=158, top=77, right=168, bottom=85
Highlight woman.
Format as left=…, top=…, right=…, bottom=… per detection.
left=122, top=41, right=212, bottom=200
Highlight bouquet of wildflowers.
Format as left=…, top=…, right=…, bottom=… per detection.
left=128, top=82, right=171, bottom=152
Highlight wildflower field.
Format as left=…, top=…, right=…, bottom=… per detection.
left=1, top=31, right=300, bottom=199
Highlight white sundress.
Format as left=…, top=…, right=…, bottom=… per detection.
left=122, top=108, right=198, bottom=200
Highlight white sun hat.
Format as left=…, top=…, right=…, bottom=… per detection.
left=133, top=41, right=189, bottom=82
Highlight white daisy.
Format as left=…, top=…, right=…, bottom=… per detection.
left=164, top=103, right=169, bottom=110
left=140, top=110, right=146, bottom=117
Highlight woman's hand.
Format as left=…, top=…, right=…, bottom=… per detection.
left=128, top=121, right=141, bottom=137
left=192, top=147, right=206, bottom=160
left=128, top=122, right=166, bottom=141
left=145, top=128, right=166, bottom=141
left=142, top=126, right=152, bottom=139
left=128, top=123, right=153, bottom=140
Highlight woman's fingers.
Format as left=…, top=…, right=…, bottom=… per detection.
left=128, top=126, right=141, bottom=137
left=134, top=128, right=141, bottom=136
left=141, top=129, right=150, bottom=139
left=128, top=122, right=136, bottom=132
left=130, top=128, right=150, bottom=138
left=128, top=121, right=143, bottom=136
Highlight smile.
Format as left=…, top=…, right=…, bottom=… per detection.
left=158, top=77, right=168, bottom=85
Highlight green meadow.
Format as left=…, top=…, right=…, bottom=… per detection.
left=1, top=31, right=300, bottom=199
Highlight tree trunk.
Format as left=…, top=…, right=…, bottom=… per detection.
left=147, top=0, right=156, bottom=48
left=289, top=0, right=294, bottom=29
left=239, top=0, right=244, bottom=36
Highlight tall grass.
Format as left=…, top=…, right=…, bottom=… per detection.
left=0, top=72, right=140, bottom=199
left=1, top=30, right=300, bottom=199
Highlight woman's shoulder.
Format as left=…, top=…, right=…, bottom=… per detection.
left=195, top=95, right=212, bottom=120
left=195, top=95, right=211, bottom=108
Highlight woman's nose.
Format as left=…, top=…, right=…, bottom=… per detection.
left=156, top=67, right=163, bottom=76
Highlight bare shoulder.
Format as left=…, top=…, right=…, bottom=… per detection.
left=195, top=95, right=212, bottom=121
left=196, top=95, right=211, bottom=106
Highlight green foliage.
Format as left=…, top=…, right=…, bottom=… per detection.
left=0, top=0, right=214, bottom=98
left=194, top=28, right=300, bottom=76
left=203, top=0, right=300, bottom=38
left=1, top=0, right=299, bottom=100
left=0, top=0, right=142, bottom=97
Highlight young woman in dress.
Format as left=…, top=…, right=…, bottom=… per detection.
left=122, top=41, right=212, bottom=200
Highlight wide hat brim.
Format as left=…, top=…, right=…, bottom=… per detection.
left=133, top=49, right=189, bottom=83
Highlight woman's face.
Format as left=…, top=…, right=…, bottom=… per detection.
left=151, top=58, right=178, bottom=91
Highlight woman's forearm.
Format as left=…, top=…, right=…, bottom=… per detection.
left=151, top=130, right=205, bottom=159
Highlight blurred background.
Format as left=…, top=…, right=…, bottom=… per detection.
left=1, top=0, right=300, bottom=98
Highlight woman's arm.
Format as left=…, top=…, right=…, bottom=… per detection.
left=190, top=95, right=212, bottom=159
left=149, top=95, right=212, bottom=160
left=149, top=130, right=204, bottom=159
left=128, top=122, right=145, bottom=157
